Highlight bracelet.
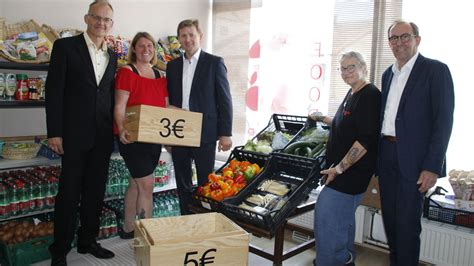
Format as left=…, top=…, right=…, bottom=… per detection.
left=335, top=164, right=344, bottom=174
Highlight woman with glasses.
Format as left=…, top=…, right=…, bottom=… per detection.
left=114, top=32, right=174, bottom=239
left=310, top=51, right=381, bottom=265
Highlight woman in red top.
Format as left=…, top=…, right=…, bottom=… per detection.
left=114, top=32, right=170, bottom=239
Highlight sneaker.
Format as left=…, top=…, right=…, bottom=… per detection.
left=345, top=252, right=355, bottom=265
left=119, top=229, right=134, bottom=239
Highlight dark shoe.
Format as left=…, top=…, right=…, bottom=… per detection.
left=77, top=242, right=114, bottom=259
left=51, top=255, right=67, bottom=266
left=119, top=229, right=134, bottom=239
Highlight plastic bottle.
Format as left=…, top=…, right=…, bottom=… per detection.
left=0, top=73, right=6, bottom=100
left=0, top=183, right=10, bottom=219
left=5, top=73, right=16, bottom=100
left=8, top=181, right=19, bottom=217
left=45, top=178, right=55, bottom=209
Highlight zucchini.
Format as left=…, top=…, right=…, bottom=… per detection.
left=308, top=143, right=324, bottom=157
left=283, top=141, right=317, bottom=154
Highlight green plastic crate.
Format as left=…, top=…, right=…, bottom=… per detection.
left=0, top=235, right=53, bottom=266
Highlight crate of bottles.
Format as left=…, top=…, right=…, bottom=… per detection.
left=0, top=166, right=60, bottom=220
left=105, top=191, right=180, bottom=234
left=105, top=158, right=130, bottom=197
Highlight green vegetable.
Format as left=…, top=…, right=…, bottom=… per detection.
left=283, top=141, right=317, bottom=154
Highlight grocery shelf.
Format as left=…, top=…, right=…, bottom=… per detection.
left=0, top=207, right=55, bottom=223
left=0, top=156, right=60, bottom=171
left=0, top=61, right=49, bottom=71
left=0, top=100, right=45, bottom=108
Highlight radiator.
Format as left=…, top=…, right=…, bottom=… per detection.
left=363, top=207, right=474, bottom=266
left=420, top=220, right=474, bottom=266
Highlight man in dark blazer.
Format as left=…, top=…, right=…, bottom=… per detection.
left=378, top=20, right=454, bottom=266
left=45, top=1, right=117, bottom=265
left=166, top=19, right=233, bottom=215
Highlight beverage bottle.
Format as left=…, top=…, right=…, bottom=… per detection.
left=45, top=178, right=55, bottom=209
left=109, top=210, right=118, bottom=236
left=152, top=199, right=159, bottom=218
left=28, top=179, right=37, bottom=212
left=103, top=210, right=111, bottom=239
left=9, top=181, right=20, bottom=216
left=35, top=177, right=45, bottom=211
left=0, top=183, right=10, bottom=219
left=17, top=180, right=29, bottom=215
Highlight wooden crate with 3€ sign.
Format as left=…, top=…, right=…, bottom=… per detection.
left=125, top=104, right=202, bottom=147
left=132, top=213, right=249, bottom=266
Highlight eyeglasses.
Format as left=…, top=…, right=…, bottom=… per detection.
left=87, top=14, right=113, bottom=24
left=388, top=33, right=417, bottom=44
left=337, top=64, right=357, bottom=74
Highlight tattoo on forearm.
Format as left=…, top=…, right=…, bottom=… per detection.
left=339, top=161, right=348, bottom=172
left=139, top=209, right=146, bottom=219
left=348, top=148, right=360, bottom=164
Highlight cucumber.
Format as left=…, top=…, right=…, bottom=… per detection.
left=308, top=143, right=324, bottom=157
left=283, top=141, right=317, bottom=154
left=312, top=144, right=327, bottom=158
left=303, top=146, right=313, bottom=157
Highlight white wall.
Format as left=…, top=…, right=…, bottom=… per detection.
left=0, top=0, right=211, bottom=138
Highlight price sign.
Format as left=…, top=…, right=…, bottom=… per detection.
left=125, top=105, right=203, bottom=147
left=183, top=249, right=216, bottom=265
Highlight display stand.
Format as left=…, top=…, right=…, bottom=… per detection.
left=189, top=200, right=316, bottom=266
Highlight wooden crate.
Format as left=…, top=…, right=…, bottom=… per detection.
left=133, top=213, right=249, bottom=266
left=125, top=105, right=202, bottom=147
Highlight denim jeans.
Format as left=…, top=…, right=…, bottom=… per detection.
left=314, top=186, right=363, bottom=266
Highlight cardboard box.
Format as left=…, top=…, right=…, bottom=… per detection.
left=125, top=105, right=202, bottom=147
left=360, top=175, right=381, bottom=209
left=133, top=213, right=249, bottom=266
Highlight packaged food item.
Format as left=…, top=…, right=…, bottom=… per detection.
left=0, top=73, right=5, bottom=100
left=15, top=73, right=29, bottom=100
left=5, top=73, right=16, bottom=100
left=28, top=78, right=39, bottom=100
left=16, top=42, right=37, bottom=61
left=37, top=74, right=47, bottom=100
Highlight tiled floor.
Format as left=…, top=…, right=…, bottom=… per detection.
left=31, top=231, right=316, bottom=266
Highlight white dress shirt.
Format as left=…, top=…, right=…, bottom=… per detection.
left=83, top=32, right=109, bottom=86
left=181, top=49, right=201, bottom=110
left=381, top=52, right=419, bottom=136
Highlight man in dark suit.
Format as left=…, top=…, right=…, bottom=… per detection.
left=45, top=1, right=117, bottom=265
left=166, top=19, right=233, bottom=215
left=378, top=20, right=454, bottom=265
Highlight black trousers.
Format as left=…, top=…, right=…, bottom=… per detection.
left=378, top=138, right=424, bottom=266
left=172, top=142, right=217, bottom=215
left=49, top=133, right=113, bottom=256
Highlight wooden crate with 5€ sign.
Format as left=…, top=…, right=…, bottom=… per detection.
left=132, top=213, right=250, bottom=266
left=125, top=104, right=202, bottom=147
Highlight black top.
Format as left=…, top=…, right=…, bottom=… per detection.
left=326, top=83, right=381, bottom=195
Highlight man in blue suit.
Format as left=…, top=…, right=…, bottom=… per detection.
left=378, top=20, right=454, bottom=265
left=166, top=19, right=233, bottom=214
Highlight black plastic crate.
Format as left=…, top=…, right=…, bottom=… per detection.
left=239, top=114, right=309, bottom=160
left=252, top=113, right=307, bottom=141
left=277, top=122, right=329, bottom=162
left=221, top=153, right=325, bottom=234
left=423, top=197, right=474, bottom=228
left=191, top=146, right=270, bottom=211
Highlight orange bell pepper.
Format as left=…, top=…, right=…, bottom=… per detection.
left=210, top=189, right=224, bottom=201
